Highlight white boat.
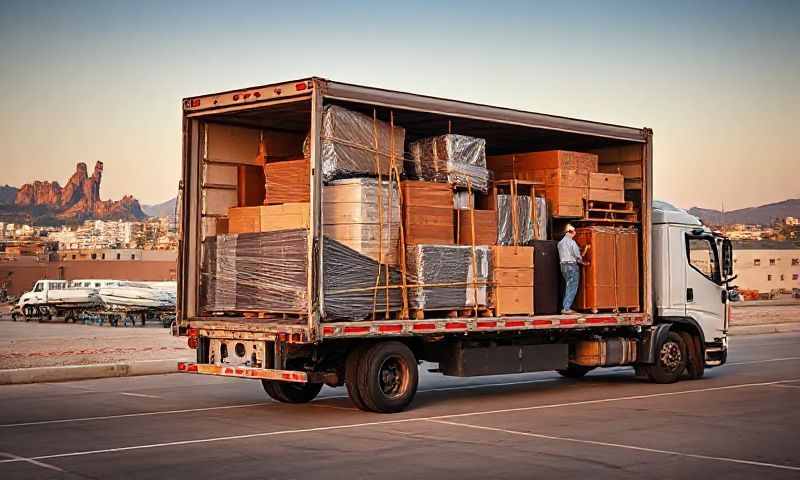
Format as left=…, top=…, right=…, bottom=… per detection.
left=97, top=281, right=176, bottom=311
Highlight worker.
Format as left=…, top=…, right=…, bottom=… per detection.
left=558, top=224, right=584, bottom=314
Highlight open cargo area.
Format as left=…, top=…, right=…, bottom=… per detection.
left=178, top=78, right=652, bottom=343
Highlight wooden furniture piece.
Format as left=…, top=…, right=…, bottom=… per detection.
left=573, top=226, right=640, bottom=313
left=491, top=246, right=534, bottom=315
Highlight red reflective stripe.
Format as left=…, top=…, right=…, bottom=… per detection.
left=378, top=324, right=403, bottom=333
left=560, top=319, right=578, bottom=325
left=322, top=326, right=335, bottom=335
left=505, top=320, right=525, bottom=327
left=186, top=363, right=198, bottom=372
left=343, top=326, right=370, bottom=334
left=477, top=321, right=497, bottom=328
left=445, top=322, right=467, bottom=330
left=586, top=317, right=618, bottom=324
left=412, top=323, right=436, bottom=330
left=532, top=319, right=553, bottom=326
left=295, top=82, right=308, bottom=91
left=177, top=362, right=186, bottom=371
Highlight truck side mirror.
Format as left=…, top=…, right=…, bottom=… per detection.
left=722, top=239, right=734, bottom=278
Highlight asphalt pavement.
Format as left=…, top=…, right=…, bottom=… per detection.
left=0, top=332, right=798, bottom=479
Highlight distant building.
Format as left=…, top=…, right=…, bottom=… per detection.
left=786, top=216, right=799, bottom=226
left=732, top=240, right=800, bottom=294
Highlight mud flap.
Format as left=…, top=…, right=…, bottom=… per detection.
left=638, top=323, right=671, bottom=365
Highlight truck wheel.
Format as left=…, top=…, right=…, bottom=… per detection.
left=356, top=341, right=418, bottom=413
left=677, top=331, right=704, bottom=379
left=646, top=331, right=688, bottom=384
left=556, top=364, right=595, bottom=378
left=261, top=380, right=323, bottom=404
left=345, top=344, right=371, bottom=410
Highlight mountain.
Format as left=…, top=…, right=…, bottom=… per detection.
left=688, top=199, right=800, bottom=226
left=142, top=197, right=177, bottom=218
left=0, top=162, right=147, bottom=225
left=0, top=185, right=18, bottom=205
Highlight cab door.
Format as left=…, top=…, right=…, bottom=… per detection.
left=685, top=234, right=726, bottom=340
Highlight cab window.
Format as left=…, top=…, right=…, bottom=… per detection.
left=33, top=282, right=43, bottom=292
left=687, top=236, right=720, bottom=282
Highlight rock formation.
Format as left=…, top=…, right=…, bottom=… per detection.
left=10, top=161, right=147, bottom=222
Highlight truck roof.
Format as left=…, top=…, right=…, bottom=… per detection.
left=183, top=77, right=649, bottom=143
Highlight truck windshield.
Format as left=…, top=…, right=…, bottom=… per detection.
left=33, top=282, right=43, bottom=292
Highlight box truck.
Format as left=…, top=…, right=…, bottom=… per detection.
left=175, top=78, right=735, bottom=412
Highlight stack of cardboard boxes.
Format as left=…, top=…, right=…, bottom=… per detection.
left=487, top=150, right=625, bottom=217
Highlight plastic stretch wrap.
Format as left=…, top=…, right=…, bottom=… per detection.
left=406, top=245, right=491, bottom=310
left=453, top=190, right=474, bottom=210
left=201, top=230, right=403, bottom=320
left=323, top=238, right=404, bottom=320
left=496, top=194, right=534, bottom=246
left=201, top=230, right=308, bottom=314
left=319, top=105, right=405, bottom=181
left=409, top=134, right=489, bottom=192
left=534, top=196, right=548, bottom=240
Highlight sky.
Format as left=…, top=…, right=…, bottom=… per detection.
left=0, top=0, right=798, bottom=210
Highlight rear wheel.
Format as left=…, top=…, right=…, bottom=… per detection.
left=262, top=380, right=323, bottom=404
left=556, top=364, right=595, bottom=378
left=646, top=331, right=688, bottom=384
left=345, top=344, right=371, bottom=410
left=355, top=341, right=418, bottom=413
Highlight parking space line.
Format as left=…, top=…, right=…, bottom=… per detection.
left=0, top=377, right=797, bottom=465
left=0, top=402, right=273, bottom=428
left=0, top=452, right=64, bottom=473
left=119, top=392, right=162, bottom=399
left=726, top=357, right=800, bottom=366
left=427, top=419, right=800, bottom=472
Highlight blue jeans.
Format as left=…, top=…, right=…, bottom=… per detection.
left=561, top=263, right=580, bottom=311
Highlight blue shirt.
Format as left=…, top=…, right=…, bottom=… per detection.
left=558, top=235, right=582, bottom=264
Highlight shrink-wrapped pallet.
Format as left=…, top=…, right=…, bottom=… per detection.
left=406, top=245, right=491, bottom=310
left=323, top=238, right=404, bottom=320
left=201, top=230, right=308, bottom=314
left=408, top=134, right=489, bottom=192
left=319, top=105, right=405, bottom=181
left=496, top=194, right=534, bottom=246
left=200, top=230, right=402, bottom=320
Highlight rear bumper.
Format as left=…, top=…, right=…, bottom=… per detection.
left=177, top=362, right=308, bottom=383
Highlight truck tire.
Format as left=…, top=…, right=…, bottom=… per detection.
left=645, top=331, right=688, bottom=384
left=355, top=341, right=418, bottom=413
left=261, top=380, right=322, bottom=404
left=677, top=331, right=704, bottom=380
left=556, top=364, right=595, bottom=378
left=345, top=344, right=371, bottom=410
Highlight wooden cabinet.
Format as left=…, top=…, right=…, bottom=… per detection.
left=574, top=227, right=640, bottom=312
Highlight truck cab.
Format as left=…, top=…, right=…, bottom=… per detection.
left=652, top=201, right=733, bottom=368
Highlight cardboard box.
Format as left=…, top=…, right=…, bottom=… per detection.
left=545, top=186, right=585, bottom=217
left=400, top=181, right=455, bottom=245
left=588, top=188, right=625, bottom=203
left=264, top=158, right=310, bottom=204
left=487, top=150, right=598, bottom=179
left=589, top=172, right=624, bottom=191
left=322, top=179, right=401, bottom=264
left=533, top=169, right=589, bottom=188
left=400, top=181, right=453, bottom=207
left=228, top=203, right=309, bottom=234
left=491, top=246, right=534, bottom=269
left=599, top=162, right=643, bottom=179
left=492, top=269, right=534, bottom=316
left=324, top=224, right=399, bottom=264
left=457, top=210, right=497, bottom=246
